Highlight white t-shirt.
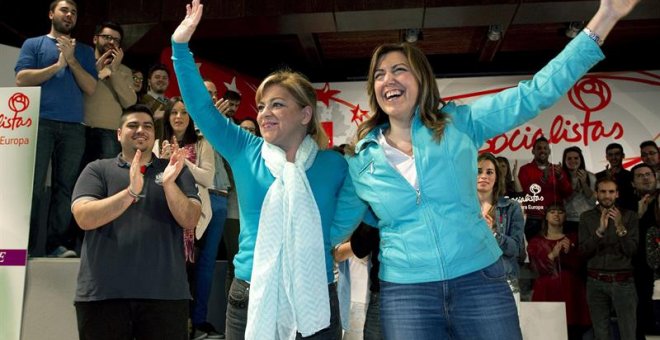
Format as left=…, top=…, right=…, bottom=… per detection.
left=377, top=130, right=418, bottom=190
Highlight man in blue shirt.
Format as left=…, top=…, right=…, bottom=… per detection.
left=15, top=0, right=97, bottom=257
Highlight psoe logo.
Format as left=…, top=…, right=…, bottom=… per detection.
left=0, top=92, right=33, bottom=130
left=513, top=183, right=545, bottom=204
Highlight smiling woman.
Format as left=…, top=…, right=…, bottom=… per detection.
left=170, top=2, right=368, bottom=339
left=332, top=0, right=642, bottom=338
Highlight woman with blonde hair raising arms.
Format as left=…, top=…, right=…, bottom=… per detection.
left=170, top=1, right=368, bottom=339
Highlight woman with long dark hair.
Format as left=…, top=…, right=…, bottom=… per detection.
left=562, top=146, right=596, bottom=234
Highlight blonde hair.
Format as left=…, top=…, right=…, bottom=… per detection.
left=350, top=42, right=447, bottom=154
left=254, top=69, right=328, bottom=149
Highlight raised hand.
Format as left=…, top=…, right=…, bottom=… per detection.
left=154, top=104, right=165, bottom=120
left=483, top=212, right=494, bottom=230
left=56, top=36, right=77, bottom=64
left=638, top=194, right=652, bottom=216
left=172, top=0, right=204, bottom=43
left=552, top=163, right=563, bottom=177
left=109, top=47, right=124, bottom=71
left=160, top=139, right=172, bottom=159
left=215, top=97, right=231, bottom=116
left=600, top=0, right=640, bottom=21
left=163, top=147, right=186, bottom=185
left=129, top=149, right=145, bottom=194
left=558, top=237, right=571, bottom=254
left=606, top=207, right=623, bottom=227
left=512, top=160, right=519, bottom=176
left=56, top=51, right=67, bottom=70
left=599, top=208, right=610, bottom=232
left=550, top=241, right=563, bottom=260
left=96, top=50, right=113, bottom=71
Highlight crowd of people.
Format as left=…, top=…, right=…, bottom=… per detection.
left=14, top=0, right=659, bottom=339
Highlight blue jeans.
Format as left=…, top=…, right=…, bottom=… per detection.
left=363, top=291, right=383, bottom=340
left=30, top=119, right=85, bottom=253
left=86, top=127, right=120, bottom=160
left=380, top=258, right=521, bottom=340
left=586, top=277, right=637, bottom=340
left=225, top=279, right=341, bottom=340
left=191, top=193, right=228, bottom=326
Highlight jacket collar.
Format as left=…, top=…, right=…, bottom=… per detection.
left=496, top=197, right=515, bottom=208
left=354, top=106, right=420, bottom=154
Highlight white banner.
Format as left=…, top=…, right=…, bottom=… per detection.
left=0, top=87, right=39, bottom=340
left=315, top=70, right=660, bottom=170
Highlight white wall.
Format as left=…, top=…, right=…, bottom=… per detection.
left=1, top=44, right=21, bottom=87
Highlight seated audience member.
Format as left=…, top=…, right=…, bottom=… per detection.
left=477, top=153, right=525, bottom=300
left=71, top=104, right=201, bottom=339
left=562, top=146, right=597, bottom=234
left=527, top=204, right=590, bottom=340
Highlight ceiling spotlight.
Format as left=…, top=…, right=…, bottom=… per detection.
left=487, top=25, right=502, bottom=42
left=405, top=29, right=421, bottom=43
left=565, top=21, right=584, bottom=38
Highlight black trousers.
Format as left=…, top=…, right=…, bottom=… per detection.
left=75, top=299, right=189, bottom=340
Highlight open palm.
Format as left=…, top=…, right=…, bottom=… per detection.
left=172, top=0, right=204, bottom=43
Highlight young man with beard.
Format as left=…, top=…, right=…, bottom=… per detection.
left=83, top=21, right=137, bottom=161
left=71, top=104, right=201, bottom=339
left=579, top=178, right=639, bottom=340
left=596, top=143, right=636, bottom=211
left=139, top=64, right=170, bottom=138
left=15, top=0, right=97, bottom=257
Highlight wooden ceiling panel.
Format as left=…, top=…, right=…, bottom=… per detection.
left=415, top=27, right=485, bottom=55
left=317, top=31, right=402, bottom=59
left=335, top=0, right=425, bottom=12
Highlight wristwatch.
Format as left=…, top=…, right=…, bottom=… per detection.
left=616, top=228, right=628, bottom=237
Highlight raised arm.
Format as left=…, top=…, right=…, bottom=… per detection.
left=586, top=0, right=639, bottom=41
left=171, top=0, right=253, bottom=162
left=453, top=0, right=640, bottom=144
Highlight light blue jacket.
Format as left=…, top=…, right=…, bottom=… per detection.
left=172, top=41, right=366, bottom=283
left=336, top=34, right=604, bottom=284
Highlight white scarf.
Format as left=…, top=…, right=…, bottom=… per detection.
left=246, top=136, right=330, bottom=340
